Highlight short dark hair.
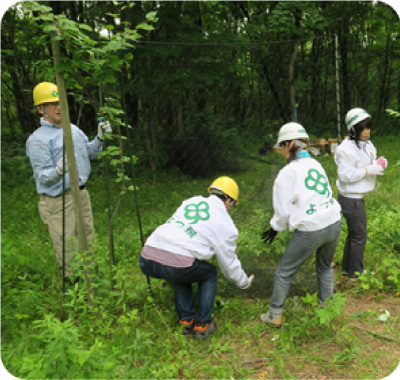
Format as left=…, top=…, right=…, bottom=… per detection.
left=350, top=117, right=372, bottom=148
left=210, top=191, right=229, bottom=202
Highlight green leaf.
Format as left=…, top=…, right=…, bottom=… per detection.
left=43, top=24, right=58, bottom=33
left=136, top=23, right=154, bottom=31
left=125, top=52, right=134, bottom=60
left=50, top=34, right=63, bottom=42
left=146, top=11, right=158, bottom=22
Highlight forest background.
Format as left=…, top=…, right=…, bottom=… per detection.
left=1, top=1, right=400, bottom=379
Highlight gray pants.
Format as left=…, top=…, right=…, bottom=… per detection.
left=338, top=194, right=367, bottom=275
left=269, top=220, right=342, bottom=315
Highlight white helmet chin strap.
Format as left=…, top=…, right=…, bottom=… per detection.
left=41, top=105, right=60, bottom=125
left=293, top=140, right=307, bottom=149
left=227, top=198, right=236, bottom=207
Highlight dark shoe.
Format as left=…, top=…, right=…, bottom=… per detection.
left=193, top=321, right=217, bottom=340
left=349, top=273, right=359, bottom=281
left=179, top=319, right=194, bottom=335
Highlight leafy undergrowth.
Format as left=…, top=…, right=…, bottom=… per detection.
left=2, top=136, right=400, bottom=379
left=2, top=271, right=399, bottom=379
left=216, top=292, right=399, bottom=380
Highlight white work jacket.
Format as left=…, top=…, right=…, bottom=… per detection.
left=270, top=156, right=341, bottom=232
left=145, top=195, right=249, bottom=288
left=334, top=138, right=377, bottom=198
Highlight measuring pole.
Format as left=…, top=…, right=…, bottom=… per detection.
left=120, top=74, right=151, bottom=290
left=98, top=85, right=115, bottom=272
left=335, top=33, right=342, bottom=141
left=292, top=100, right=298, bottom=122
left=62, top=142, right=66, bottom=294
left=52, top=38, right=96, bottom=307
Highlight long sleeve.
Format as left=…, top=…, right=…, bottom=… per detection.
left=270, top=170, right=294, bottom=232
left=335, top=148, right=366, bottom=183
left=82, top=131, right=102, bottom=160
left=26, top=119, right=102, bottom=196
left=214, top=230, right=248, bottom=288
left=26, top=135, right=60, bottom=186
left=334, top=138, right=377, bottom=196
left=145, top=195, right=249, bottom=287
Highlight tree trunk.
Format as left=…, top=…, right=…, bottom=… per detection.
left=339, top=30, right=350, bottom=113
left=309, top=38, right=322, bottom=117
left=289, top=39, right=300, bottom=121
left=52, top=38, right=96, bottom=307
left=262, top=64, right=287, bottom=120
left=2, top=9, right=34, bottom=134
left=140, top=99, right=157, bottom=171
left=378, top=28, right=392, bottom=113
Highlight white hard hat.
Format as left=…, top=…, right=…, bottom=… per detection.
left=277, top=122, right=309, bottom=145
left=345, top=108, right=371, bottom=131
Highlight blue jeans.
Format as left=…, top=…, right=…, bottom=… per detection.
left=269, top=220, right=342, bottom=315
left=139, top=256, right=217, bottom=323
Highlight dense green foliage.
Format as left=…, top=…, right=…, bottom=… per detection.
left=2, top=135, right=400, bottom=379
left=2, top=1, right=400, bottom=174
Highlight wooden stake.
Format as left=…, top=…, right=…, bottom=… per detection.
left=52, top=37, right=96, bottom=307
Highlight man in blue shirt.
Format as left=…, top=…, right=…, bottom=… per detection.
left=26, top=82, right=111, bottom=283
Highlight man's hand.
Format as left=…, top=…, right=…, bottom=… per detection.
left=240, top=274, right=255, bottom=289
left=56, top=157, right=68, bottom=176
left=98, top=119, right=112, bottom=137
left=261, top=228, right=278, bottom=244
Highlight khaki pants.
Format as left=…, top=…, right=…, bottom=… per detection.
left=39, top=188, right=95, bottom=277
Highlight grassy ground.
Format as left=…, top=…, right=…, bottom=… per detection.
left=1, top=136, right=399, bottom=379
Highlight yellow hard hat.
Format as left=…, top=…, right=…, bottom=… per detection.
left=208, top=176, right=239, bottom=203
left=33, top=82, right=59, bottom=106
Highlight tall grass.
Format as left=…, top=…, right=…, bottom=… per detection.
left=1, top=136, right=399, bottom=379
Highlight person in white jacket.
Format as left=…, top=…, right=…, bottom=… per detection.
left=334, top=108, right=387, bottom=280
left=260, top=123, right=342, bottom=328
left=139, top=176, right=254, bottom=339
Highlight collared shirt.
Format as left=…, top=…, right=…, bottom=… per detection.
left=26, top=118, right=102, bottom=197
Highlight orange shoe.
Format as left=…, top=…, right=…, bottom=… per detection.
left=260, top=312, right=283, bottom=328
left=193, top=321, right=218, bottom=340
left=179, top=319, right=194, bottom=335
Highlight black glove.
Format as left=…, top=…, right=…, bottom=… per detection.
left=261, top=228, right=278, bottom=244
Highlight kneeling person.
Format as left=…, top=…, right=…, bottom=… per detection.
left=139, top=177, right=254, bottom=339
